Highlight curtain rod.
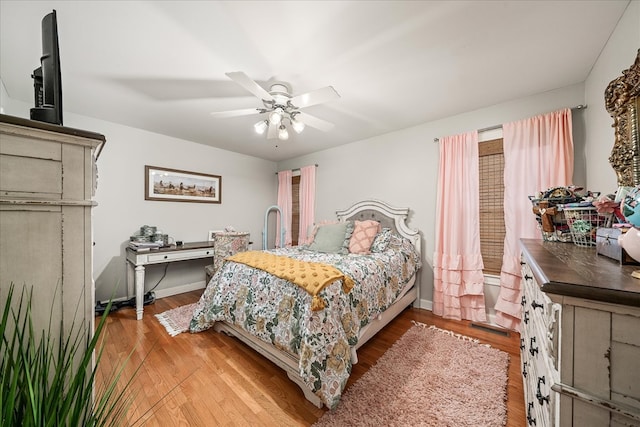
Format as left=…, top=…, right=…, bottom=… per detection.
left=432, top=104, right=587, bottom=142
left=275, top=164, right=318, bottom=175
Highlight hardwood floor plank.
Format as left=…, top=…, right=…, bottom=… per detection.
left=96, top=291, right=525, bottom=426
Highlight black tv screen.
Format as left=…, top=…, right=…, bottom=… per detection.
left=30, top=10, right=63, bottom=125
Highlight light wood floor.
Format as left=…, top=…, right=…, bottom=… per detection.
left=96, top=291, right=525, bottom=426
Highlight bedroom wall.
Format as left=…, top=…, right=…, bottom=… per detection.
left=278, top=83, right=587, bottom=319
left=1, top=96, right=278, bottom=303
left=584, top=0, right=640, bottom=192
left=278, top=1, right=639, bottom=322
left=0, top=78, right=10, bottom=114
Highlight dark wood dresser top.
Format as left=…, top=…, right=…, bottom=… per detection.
left=1, top=113, right=106, bottom=142
left=520, top=238, right=640, bottom=307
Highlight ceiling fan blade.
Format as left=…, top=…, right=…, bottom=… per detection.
left=296, top=112, right=335, bottom=132
left=226, top=71, right=275, bottom=102
left=210, top=108, right=262, bottom=118
left=290, top=86, right=340, bottom=108
left=267, top=121, right=278, bottom=139
left=112, top=77, right=260, bottom=101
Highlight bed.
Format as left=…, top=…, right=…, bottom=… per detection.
left=189, top=199, right=422, bottom=409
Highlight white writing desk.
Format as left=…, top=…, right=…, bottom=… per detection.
left=125, top=241, right=214, bottom=320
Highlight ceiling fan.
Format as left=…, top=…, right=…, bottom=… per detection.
left=211, top=71, right=340, bottom=140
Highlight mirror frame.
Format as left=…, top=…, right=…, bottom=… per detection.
left=606, top=49, right=640, bottom=187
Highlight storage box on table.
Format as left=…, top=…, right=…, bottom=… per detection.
left=595, top=227, right=640, bottom=265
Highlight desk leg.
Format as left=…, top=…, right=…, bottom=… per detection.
left=126, top=261, right=135, bottom=299
left=135, top=265, right=145, bottom=320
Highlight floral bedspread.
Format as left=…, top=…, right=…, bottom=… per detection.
left=189, top=235, right=421, bottom=409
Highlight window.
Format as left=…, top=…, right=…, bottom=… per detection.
left=291, top=175, right=300, bottom=245
left=478, top=138, right=505, bottom=275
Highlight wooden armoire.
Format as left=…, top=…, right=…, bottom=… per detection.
left=0, top=114, right=105, bottom=345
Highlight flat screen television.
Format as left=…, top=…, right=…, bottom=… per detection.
left=30, top=10, right=63, bottom=125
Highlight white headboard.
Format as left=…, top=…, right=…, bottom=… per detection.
left=336, top=199, right=421, bottom=255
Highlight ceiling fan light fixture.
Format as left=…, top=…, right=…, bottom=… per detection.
left=254, top=120, right=268, bottom=135
left=278, top=124, right=289, bottom=140
left=292, top=118, right=305, bottom=134
left=213, top=72, right=339, bottom=142
left=269, top=108, right=283, bottom=125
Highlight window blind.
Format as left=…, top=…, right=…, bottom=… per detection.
left=479, top=138, right=505, bottom=274
left=291, top=175, right=300, bottom=245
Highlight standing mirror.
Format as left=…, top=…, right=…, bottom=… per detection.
left=606, top=49, right=640, bottom=188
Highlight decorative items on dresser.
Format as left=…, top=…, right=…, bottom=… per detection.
left=204, top=231, right=250, bottom=284
left=0, top=114, right=105, bottom=347
left=520, top=239, right=640, bottom=427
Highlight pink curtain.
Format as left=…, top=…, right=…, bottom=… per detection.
left=495, top=108, right=573, bottom=330
left=433, top=130, right=487, bottom=322
left=298, top=165, right=316, bottom=245
left=276, top=170, right=292, bottom=247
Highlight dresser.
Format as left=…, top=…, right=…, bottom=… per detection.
left=520, top=239, right=640, bottom=427
left=0, top=114, right=105, bottom=345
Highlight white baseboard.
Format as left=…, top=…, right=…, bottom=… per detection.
left=418, top=298, right=432, bottom=311
left=154, top=281, right=206, bottom=299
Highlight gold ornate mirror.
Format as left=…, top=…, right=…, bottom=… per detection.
left=606, top=49, right=640, bottom=187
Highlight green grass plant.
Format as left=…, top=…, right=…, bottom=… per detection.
left=1, top=284, right=140, bottom=427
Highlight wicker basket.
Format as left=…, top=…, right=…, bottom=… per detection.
left=563, top=207, right=613, bottom=247
left=530, top=201, right=572, bottom=242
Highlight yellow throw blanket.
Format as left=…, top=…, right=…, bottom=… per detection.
left=226, top=251, right=354, bottom=311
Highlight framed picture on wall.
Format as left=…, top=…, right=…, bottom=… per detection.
left=145, top=165, right=221, bottom=203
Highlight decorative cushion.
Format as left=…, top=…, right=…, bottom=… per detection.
left=308, top=221, right=354, bottom=254
left=348, top=220, right=382, bottom=254
left=307, top=220, right=338, bottom=244
left=370, top=227, right=394, bottom=253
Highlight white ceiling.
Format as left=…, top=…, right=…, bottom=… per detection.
left=0, top=1, right=630, bottom=162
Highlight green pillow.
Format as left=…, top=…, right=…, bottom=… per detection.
left=308, top=221, right=354, bottom=254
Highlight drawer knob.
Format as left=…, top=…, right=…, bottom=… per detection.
left=531, top=301, right=544, bottom=310
left=521, top=295, right=527, bottom=306
left=206, top=251, right=211, bottom=255
left=529, top=337, right=539, bottom=356
left=524, top=310, right=530, bottom=324
left=520, top=338, right=525, bottom=351
left=522, top=361, right=528, bottom=378
left=164, top=255, right=168, bottom=259
left=524, top=274, right=533, bottom=281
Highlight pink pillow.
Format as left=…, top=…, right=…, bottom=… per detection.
left=349, top=220, right=381, bottom=254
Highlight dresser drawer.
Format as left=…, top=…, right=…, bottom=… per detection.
left=520, top=257, right=560, bottom=427
left=522, top=346, right=551, bottom=427
left=521, top=260, right=561, bottom=371
left=147, top=248, right=213, bottom=263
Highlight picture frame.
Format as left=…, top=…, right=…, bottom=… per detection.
left=145, top=165, right=221, bottom=203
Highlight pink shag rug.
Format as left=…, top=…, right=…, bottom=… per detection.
left=154, top=303, right=197, bottom=337
left=314, top=322, right=509, bottom=427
